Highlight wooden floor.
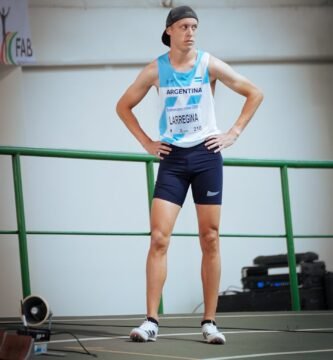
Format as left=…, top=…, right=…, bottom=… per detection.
left=1, top=311, right=333, bottom=360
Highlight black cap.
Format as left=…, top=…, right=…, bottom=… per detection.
left=161, top=6, right=198, bottom=47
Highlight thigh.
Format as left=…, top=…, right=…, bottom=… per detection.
left=196, top=204, right=221, bottom=234
left=191, top=150, right=223, bottom=205
left=151, top=198, right=181, bottom=238
left=154, top=157, right=190, bottom=207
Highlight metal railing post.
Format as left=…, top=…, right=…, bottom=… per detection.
left=12, top=154, right=31, bottom=297
left=280, top=166, right=301, bottom=311
left=146, top=160, right=155, bottom=212
left=145, top=160, right=164, bottom=314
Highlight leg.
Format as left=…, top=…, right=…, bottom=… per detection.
left=147, top=198, right=181, bottom=320
left=196, top=204, right=221, bottom=321
left=130, top=198, right=180, bottom=342
left=196, top=204, right=225, bottom=344
left=131, top=146, right=188, bottom=342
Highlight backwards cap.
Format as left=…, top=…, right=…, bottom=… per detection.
left=161, top=6, right=198, bottom=47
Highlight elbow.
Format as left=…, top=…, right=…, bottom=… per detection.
left=244, top=86, right=264, bottom=105
left=255, top=88, right=264, bottom=104
left=116, top=99, right=129, bottom=121
left=248, top=87, right=264, bottom=107
left=116, top=97, right=133, bottom=119
left=116, top=99, right=123, bottom=118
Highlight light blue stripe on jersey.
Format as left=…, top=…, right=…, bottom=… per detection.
left=159, top=96, right=177, bottom=141
left=187, top=94, right=202, bottom=105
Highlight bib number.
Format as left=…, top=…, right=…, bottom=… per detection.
left=166, top=105, right=202, bottom=135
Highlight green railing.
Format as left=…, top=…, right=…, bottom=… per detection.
left=0, top=146, right=332, bottom=312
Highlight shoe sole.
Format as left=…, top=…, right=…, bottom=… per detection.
left=206, top=337, right=226, bottom=345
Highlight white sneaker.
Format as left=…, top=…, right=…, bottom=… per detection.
left=130, top=319, right=159, bottom=342
left=202, top=321, right=226, bottom=344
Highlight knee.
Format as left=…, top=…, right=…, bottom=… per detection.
left=150, top=229, right=170, bottom=255
left=200, top=228, right=220, bottom=254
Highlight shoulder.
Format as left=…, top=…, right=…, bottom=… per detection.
left=207, top=54, right=227, bottom=79
left=135, top=59, right=159, bottom=88
left=140, top=60, right=158, bottom=81
left=206, top=54, right=262, bottom=96
left=206, top=54, right=240, bottom=84
left=198, top=50, right=221, bottom=74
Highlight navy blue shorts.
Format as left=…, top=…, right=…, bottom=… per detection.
left=153, top=142, right=223, bottom=206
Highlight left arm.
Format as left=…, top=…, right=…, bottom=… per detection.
left=206, top=55, right=264, bottom=151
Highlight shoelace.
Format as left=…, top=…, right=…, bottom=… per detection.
left=141, top=321, right=157, bottom=331
left=203, top=324, right=219, bottom=334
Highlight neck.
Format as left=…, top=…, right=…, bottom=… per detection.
left=168, top=47, right=197, bottom=71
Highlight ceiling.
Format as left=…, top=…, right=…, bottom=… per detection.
left=28, top=0, right=333, bottom=8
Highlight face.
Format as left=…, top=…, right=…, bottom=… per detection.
left=167, top=18, right=198, bottom=49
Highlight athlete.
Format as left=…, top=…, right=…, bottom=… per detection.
left=116, top=5, right=263, bottom=344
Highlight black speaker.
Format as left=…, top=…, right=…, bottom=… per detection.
left=217, top=287, right=327, bottom=312
left=21, top=295, right=51, bottom=327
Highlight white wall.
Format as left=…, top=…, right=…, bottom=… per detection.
left=0, top=0, right=332, bottom=317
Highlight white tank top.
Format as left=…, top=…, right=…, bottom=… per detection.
left=157, top=50, right=220, bottom=148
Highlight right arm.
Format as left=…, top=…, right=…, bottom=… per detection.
left=116, top=61, right=171, bottom=159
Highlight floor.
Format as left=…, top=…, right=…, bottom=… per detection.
left=2, top=311, right=333, bottom=360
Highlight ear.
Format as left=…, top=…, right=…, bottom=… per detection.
left=166, top=26, right=172, bottom=36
